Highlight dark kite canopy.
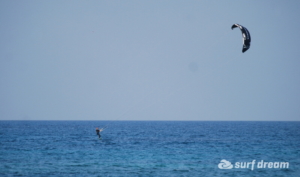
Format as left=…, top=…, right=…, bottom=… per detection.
left=232, top=24, right=251, bottom=53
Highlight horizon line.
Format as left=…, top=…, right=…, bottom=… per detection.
left=0, top=120, right=299, bottom=122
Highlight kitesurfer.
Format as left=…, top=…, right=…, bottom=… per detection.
left=96, top=127, right=102, bottom=138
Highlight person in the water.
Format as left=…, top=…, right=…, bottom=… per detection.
left=96, top=127, right=103, bottom=138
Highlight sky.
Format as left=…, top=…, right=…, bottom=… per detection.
left=1, top=1, right=300, bottom=121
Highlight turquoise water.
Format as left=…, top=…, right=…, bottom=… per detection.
left=0, top=121, right=299, bottom=176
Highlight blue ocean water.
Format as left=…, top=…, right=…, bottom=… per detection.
left=0, top=121, right=299, bottom=177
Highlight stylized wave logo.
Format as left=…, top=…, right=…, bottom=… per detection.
left=218, top=159, right=233, bottom=169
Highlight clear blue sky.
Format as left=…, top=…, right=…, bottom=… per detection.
left=1, top=1, right=300, bottom=121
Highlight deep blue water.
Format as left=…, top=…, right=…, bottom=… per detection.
left=0, top=121, right=299, bottom=177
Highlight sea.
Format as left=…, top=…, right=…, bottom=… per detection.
left=0, top=121, right=299, bottom=177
